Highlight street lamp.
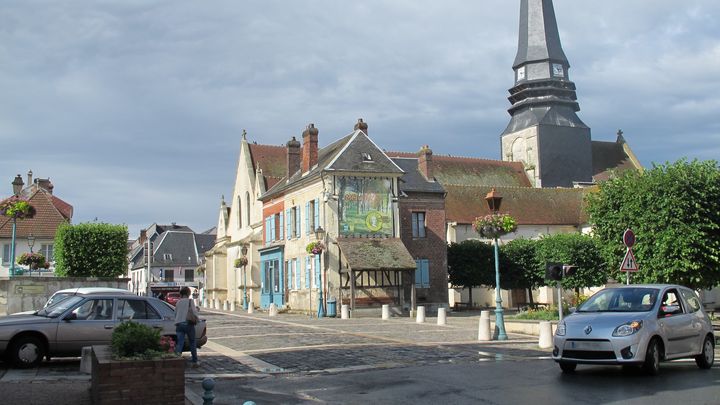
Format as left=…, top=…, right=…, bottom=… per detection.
left=485, top=188, right=508, bottom=341
left=314, top=226, right=326, bottom=318
left=241, top=244, right=249, bottom=310
left=26, top=234, right=36, bottom=276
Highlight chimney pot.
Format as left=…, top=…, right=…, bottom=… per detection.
left=286, top=136, right=302, bottom=179
left=302, top=124, right=319, bottom=173
left=354, top=118, right=368, bottom=134
left=12, top=174, right=24, bottom=195
left=418, top=145, right=434, bottom=181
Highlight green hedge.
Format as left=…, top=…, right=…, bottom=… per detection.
left=54, top=222, right=128, bottom=277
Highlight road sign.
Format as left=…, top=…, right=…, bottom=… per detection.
left=623, top=229, right=635, bottom=248
left=620, top=248, right=638, bottom=272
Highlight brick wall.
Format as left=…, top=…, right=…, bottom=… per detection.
left=91, top=345, right=185, bottom=405
left=399, top=193, right=448, bottom=306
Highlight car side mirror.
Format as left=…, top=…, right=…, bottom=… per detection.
left=64, top=312, right=77, bottom=322
left=569, top=307, right=577, bottom=313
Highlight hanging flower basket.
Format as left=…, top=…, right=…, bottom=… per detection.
left=306, top=241, right=325, bottom=255
left=234, top=256, right=248, bottom=268
left=472, top=213, right=517, bottom=239
left=17, top=252, right=48, bottom=269
left=0, top=196, right=36, bottom=219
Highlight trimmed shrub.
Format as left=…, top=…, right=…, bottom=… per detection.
left=111, top=321, right=162, bottom=359
left=54, top=222, right=128, bottom=277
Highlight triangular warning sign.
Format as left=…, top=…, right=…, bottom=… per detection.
left=620, top=249, right=639, bottom=272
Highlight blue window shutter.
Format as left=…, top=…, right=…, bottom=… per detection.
left=314, top=198, right=320, bottom=231
left=295, top=258, right=301, bottom=289
left=264, top=217, right=270, bottom=244
left=270, top=214, right=276, bottom=241
left=287, top=260, right=292, bottom=289
left=414, top=260, right=421, bottom=288
left=305, top=202, right=310, bottom=235
left=279, top=212, right=284, bottom=240
left=295, top=207, right=301, bottom=237
left=315, top=255, right=321, bottom=287
left=305, top=256, right=310, bottom=288
left=422, top=260, right=430, bottom=287
left=286, top=209, right=292, bottom=239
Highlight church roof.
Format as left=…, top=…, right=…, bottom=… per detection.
left=513, top=0, right=568, bottom=68
left=591, top=135, right=643, bottom=182
left=443, top=185, right=588, bottom=226
left=248, top=143, right=288, bottom=190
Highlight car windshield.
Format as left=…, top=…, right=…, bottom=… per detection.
left=578, top=288, right=659, bottom=312
left=36, top=296, right=85, bottom=318
left=43, top=293, right=72, bottom=309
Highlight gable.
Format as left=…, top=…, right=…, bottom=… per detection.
left=326, top=131, right=404, bottom=174
left=0, top=190, right=71, bottom=238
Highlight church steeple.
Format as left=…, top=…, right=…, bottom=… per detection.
left=500, top=0, right=592, bottom=188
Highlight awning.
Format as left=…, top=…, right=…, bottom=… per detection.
left=336, top=238, right=416, bottom=271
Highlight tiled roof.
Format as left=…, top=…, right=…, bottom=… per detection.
left=443, top=185, right=588, bottom=225
left=248, top=143, right=288, bottom=190
left=392, top=158, right=445, bottom=194
left=337, top=238, right=416, bottom=271
left=0, top=189, right=72, bottom=238
left=591, top=140, right=640, bottom=182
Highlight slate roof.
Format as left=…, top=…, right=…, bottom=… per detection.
left=443, top=185, right=588, bottom=225
left=0, top=189, right=72, bottom=238
left=391, top=158, right=445, bottom=194
left=337, top=238, right=416, bottom=271
left=591, top=140, right=639, bottom=182
left=128, top=225, right=215, bottom=270
left=513, top=0, right=568, bottom=68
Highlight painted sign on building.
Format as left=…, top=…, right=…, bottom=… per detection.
left=336, top=177, right=393, bottom=237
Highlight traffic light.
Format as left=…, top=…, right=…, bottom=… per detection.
left=563, top=265, right=578, bottom=277
left=546, top=263, right=563, bottom=281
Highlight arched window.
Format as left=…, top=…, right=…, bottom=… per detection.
left=237, top=196, right=242, bottom=229
left=245, top=191, right=251, bottom=226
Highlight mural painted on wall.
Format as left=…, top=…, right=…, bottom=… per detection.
left=336, top=177, right=393, bottom=236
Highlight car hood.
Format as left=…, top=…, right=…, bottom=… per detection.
left=563, top=311, right=651, bottom=338
left=0, top=314, right=54, bottom=327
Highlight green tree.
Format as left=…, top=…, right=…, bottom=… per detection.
left=535, top=233, right=607, bottom=290
left=54, top=222, right=129, bottom=277
left=586, top=159, right=720, bottom=290
left=500, top=238, right=542, bottom=303
left=447, top=240, right=494, bottom=305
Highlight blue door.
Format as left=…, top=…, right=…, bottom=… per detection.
left=260, top=250, right=284, bottom=308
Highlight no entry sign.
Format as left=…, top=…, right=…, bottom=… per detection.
left=623, top=229, right=635, bottom=248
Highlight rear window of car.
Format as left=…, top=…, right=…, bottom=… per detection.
left=117, top=299, right=161, bottom=320
left=150, top=298, right=176, bottom=318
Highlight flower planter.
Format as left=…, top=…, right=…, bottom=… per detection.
left=90, top=345, right=185, bottom=405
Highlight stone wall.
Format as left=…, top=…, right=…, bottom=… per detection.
left=0, top=276, right=130, bottom=315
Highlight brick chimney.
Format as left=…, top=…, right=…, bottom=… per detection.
left=418, top=145, right=433, bottom=181
left=301, top=123, right=319, bottom=173
left=140, top=229, right=147, bottom=245
left=286, top=136, right=301, bottom=179
left=354, top=118, right=368, bottom=134
left=27, top=170, right=33, bottom=187
left=12, top=174, right=24, bottom=195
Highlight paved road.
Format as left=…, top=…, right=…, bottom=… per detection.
left=1, top=309, right=718, bottom=404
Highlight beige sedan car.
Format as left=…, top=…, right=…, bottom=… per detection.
left=0, top=293, right=207, bottom=368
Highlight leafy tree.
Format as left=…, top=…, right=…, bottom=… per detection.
left=447, top=240, right=494, bottom=305
left=586, top=159, right=720, bottom=290
left=500, top=238, right=542, bottom=303
left=535, top=233, right=607, bottom=291
left=54, top=222, right=128, bottom=277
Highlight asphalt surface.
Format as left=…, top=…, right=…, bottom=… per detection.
left=0, top=310, right=717, bottom=404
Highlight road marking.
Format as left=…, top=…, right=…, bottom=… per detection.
left=203, top=340, right=281, bottom=373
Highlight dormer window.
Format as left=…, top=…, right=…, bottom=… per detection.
left=361, top=152, right=373, bottom=162
left=163, top=253, right=173, bottom=261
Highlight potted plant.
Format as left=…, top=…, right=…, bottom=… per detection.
left=0, top=196, right=36, bottom=219
left=17, top=252, right=47, bottom=270
left=91, top=321, right=184, bottom=404
left=472, top=213, right=517, bottom=239
left=306, top=241, right=325, bottom=255
left=234, top=256, right=248, bottom=268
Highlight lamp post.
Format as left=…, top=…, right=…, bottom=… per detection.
left=241, top=244, right=248, bottom=310
left=26, top=234, right=35, bottom=275
left=9, top=217, right=17, bottom=276
left=314, top=226, right=326, bottom=318
left=485, top=188, right=508, bottom=341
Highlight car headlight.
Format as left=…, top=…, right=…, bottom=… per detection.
left=612, top=320, right=643, bottom=337
left=556, top=322, right=566, bottom=336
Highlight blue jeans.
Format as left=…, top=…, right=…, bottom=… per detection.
left=175, top=321, right=197, bottom=363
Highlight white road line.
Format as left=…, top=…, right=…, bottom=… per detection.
left=203, top=340, right=282, bottom=373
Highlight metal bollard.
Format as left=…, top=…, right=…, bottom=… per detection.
left=437, top=307, right=447, bottom=326
left=202, top=378, right=215, bottom=405
left=478, top=310, right=491, bottom=341
left=382, top=304, right=390, bottom=320
left=416, top=306, right=426, bottom=323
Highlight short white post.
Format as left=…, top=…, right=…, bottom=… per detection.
left=248, top=301, right=254, bottom=314
left=214, top=298, right=220, bottom=310
left=222, top=300, right=229, bottom=311
left=478, top=310, right=491, bottom=341
left=230, top=301, right=236, bottom=312
left=269, top=303, right=278, bottom=317
left=437, top=307, right=447, bottom=326
left=416, top=306, right=426, bottom=323
left=341, top=304, right=350, bottom=319
left=538, top=321, right=553, bottom=349
left=382, top=304, right=390, bottom=320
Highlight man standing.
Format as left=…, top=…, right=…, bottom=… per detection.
left=174, top=286, right=200, bottom=367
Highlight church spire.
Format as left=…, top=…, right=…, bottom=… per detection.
left=513, top=0, right=567, bottom=69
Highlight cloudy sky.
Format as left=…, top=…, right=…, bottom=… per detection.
left=1, top=0, right=719, bottom=238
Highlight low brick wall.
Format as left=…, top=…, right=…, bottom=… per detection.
left=0, top=276, right=129, bottom=315
left=91, top=345, right=185, bottom=405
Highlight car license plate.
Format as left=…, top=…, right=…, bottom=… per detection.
left=567, top=341, right=605, bottom=351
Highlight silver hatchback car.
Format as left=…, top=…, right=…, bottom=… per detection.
left=0, top=293, right=207, bottom=368
left=553, top=284, right=715, bottom=375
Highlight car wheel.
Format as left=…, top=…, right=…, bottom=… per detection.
left=559, top=361, right=577, bottom=373
left=10, top=336, right=45, bottom=369
left=695, top=336, right=715, bottom=369
left=643, top=339, right=661, bottom=376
